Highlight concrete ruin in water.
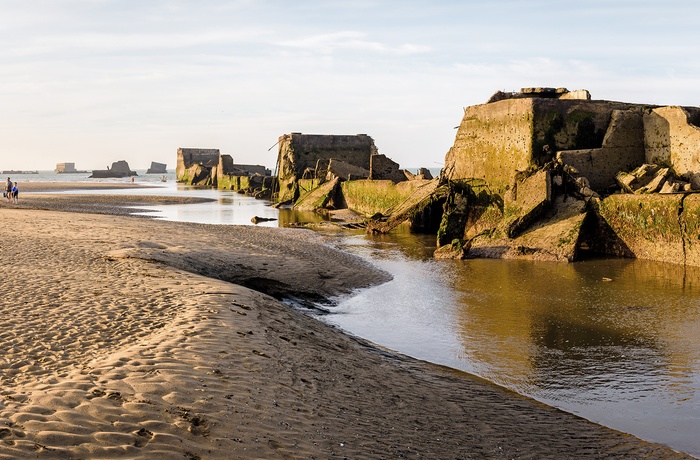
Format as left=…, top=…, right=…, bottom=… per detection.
left=55, top=162, right=88, bottom=174
left=273, top=133, right=436, bottom=230
left=90, top=160, right=136, bottom=178
left=176, top=148, right=273, bottom=198
left=281, top=88, right=700, bottom=268
left=146, top=162, right=167, bottom=174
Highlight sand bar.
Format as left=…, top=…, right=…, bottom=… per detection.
left=0, top=187, right=692, bottom=458
left=9, top=182, right=213, bottom=217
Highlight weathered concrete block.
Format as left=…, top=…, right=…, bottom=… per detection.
left=636, top=168, right=669, bottom=193
left=293, top=177, right=340, bottom=212
left=469, top=195, right=587, bottom=262
left=370, top=154, right=406, bottom=182
left=615, top=164, right=660, bottom=193
left=503, top=169, right=552, bottom=237
left=660, top=180, right=680, bottom=194
left=219, top=154, right=235, bottom=175
left=55, top=162, right=77, bottom=173
left=326, top=159, right=370, bottom=181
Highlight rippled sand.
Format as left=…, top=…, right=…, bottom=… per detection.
left=0, top=187, right=691, bottom=458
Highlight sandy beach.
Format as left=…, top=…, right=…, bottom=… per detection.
left=0, top=186, right=692, bottom=459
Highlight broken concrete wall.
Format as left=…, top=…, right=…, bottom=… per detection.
left=177, top=148, right=220, bottom=183
left=369, top=154, right=406, bottom=182
left=531, top=98, right=635, bottom=166
left=556, top=108, right=646, bottom=191
left=276, top=133, right=377, bottom=203
left=644, top=106, right=700, bottom=186
left=442, top=98, right=534, bottom=194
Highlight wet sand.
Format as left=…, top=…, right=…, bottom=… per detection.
left=0, top=185, right=692, bottom=458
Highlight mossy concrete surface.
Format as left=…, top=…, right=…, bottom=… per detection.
left=679, top=194, right=700, bottom=267
left=502, top=169, right=552, bottom=238
left=596, top=194, right=685, bottom=264
left=366, top=179, right=445, bottom=233
left=342, top=179, right=432, bottom=217
left=293, top=178, right=339, bottom=212
left=469, top=195, right=587, bottom=262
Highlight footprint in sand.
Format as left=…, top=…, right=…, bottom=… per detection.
left=134, top=427, right=154, bottom=447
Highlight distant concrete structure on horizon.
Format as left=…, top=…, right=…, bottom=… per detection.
left=90, top=160, right=137, bottom=178
left=55, top=162, right=88, bottom=174
left=146, top=161, right=167, bottom=174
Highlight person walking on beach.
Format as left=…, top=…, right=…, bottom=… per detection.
left=4, top=177, right=11, bottom=201
left=11, top=182, right=18, bottom=204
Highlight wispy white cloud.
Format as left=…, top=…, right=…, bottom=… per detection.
left=2, top=28, right=272, bottom=59
left=1, top=1, right=700, bottom=170
left=276, top=31, right=431, bottom=56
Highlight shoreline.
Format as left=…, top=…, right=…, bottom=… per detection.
left=0, top=184, right=693, bottom=458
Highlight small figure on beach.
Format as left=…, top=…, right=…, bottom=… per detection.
left=11, top=182, right=18, bottom=203
left=4, top=177, right=11, bottom=201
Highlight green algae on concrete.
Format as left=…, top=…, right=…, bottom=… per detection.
left=681, top=194, right=700, bottom=267
left=293, top=178, right=340, bottom=212
left=469, top=195, right=587, bottom=262
left=596, top=194, right=685, bottom=263
left=341, top=179, right=431, bottom=217
left=365, top=179, right=446, bottom=234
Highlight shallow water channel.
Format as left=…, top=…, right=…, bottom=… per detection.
left=46, top=182, right=700, bottom=457
left=323, top=231, right=700, bottom=457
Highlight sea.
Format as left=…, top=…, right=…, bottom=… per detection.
left=12, top=169, right=700, bottom=458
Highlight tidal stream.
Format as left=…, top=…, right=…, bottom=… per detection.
left=323, top=230, right=700, bottom=457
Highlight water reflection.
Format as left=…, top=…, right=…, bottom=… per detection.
left=125, top=183, right=331, bottom=228
left=326, top=245, right=700, bottom=457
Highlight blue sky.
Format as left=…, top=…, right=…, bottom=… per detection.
left=1, top=0, right=699, bottom=171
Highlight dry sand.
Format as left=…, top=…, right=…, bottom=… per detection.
left=0, top=187, right=692, bottom=459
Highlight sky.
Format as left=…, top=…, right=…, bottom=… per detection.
left=1, top=0, right=700, bottom=171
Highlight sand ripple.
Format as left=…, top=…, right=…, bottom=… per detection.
left=0, top=206, right=691, bottom=458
